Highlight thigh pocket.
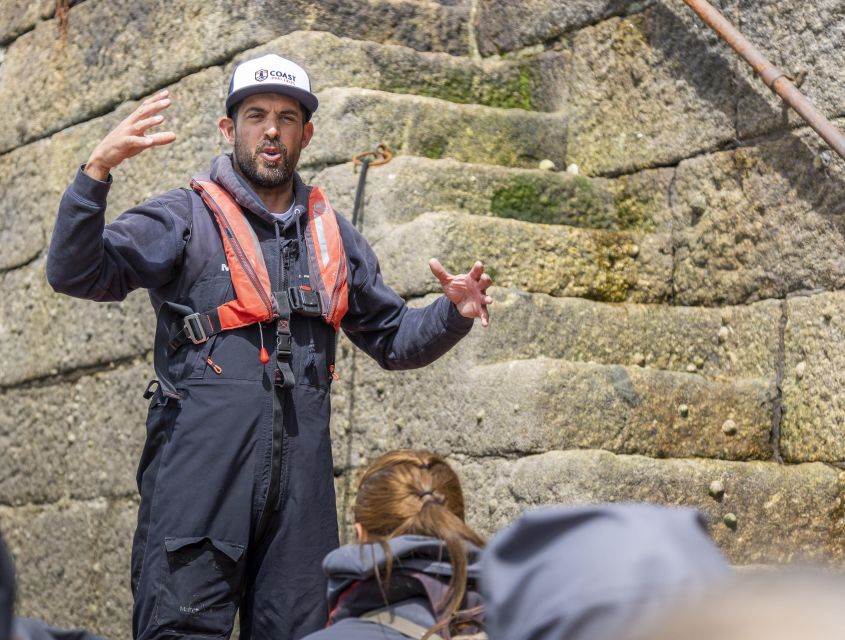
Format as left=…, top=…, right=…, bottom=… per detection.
left=156, top=536, right=245, bottom=636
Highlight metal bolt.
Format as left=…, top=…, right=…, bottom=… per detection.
left=709, top=480, right=725, bottom=499
left=476, top=410, right=485, bottom=424
left=723, top=513, right=738, bottom=529
left=488, top=499, right=499, bottom=514
left=634, top=353, right=646, bottom=367
left=718, top=326, right=730, bottom=343
left=795, top=361, right=806, bottom=380
left=679, top=404, right=690, bottom=418
left=722, top=419, right=738, bottom=436
left=538, top=159, right=556, bottom=171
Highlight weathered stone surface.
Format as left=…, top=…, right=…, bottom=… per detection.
left=0, top=360, right=150, bottom=505
left=243, top=31, right=565, bottom=112
left=374, top=211, right=672, bottom=302
left=340, top=355, right=773, bottom=463
left=782, top=291, right=845, bottom=462
left=0, top=0, right=470, bottom=153
left=0, top=259, right=153, bottom=386
left=0, top=497, right=137, bottom=640
left=304, top=88, right=567, bottom=170
left=474, top=0, right=631, bottom=55
left=0, top=66, right=227, bottom=272
left=673, top=128, right=845, bottom=305
left=566, top=3, right=736, bottom=175
left=0, top=0, right=51, bottom=44
left=315, top=157, right=674, bottom=244
left=450, top=451, right=845, bottom=564
left=735, top=0, right=845, bottom=139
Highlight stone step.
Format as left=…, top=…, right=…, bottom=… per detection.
left=448, top=450, right=845, bottom=565
left=0, top=5, right=564, bottom=153
left=333, top=354, right=774, bottom=464
left=0, top=497, right=137, bottom=639
left=373, top=211, right=672, bottom=302
left=312, top=156, right=675, bottom=243
left=0, top=0, right=51, bottom=44
left=302, top=88, right=566, bottom=170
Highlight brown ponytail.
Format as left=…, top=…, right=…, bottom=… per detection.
left=354, top=450, right=485, bottom=638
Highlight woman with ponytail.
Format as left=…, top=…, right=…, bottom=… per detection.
left=303, top=449, right=486, bottom=640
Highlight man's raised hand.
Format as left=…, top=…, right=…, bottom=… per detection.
left=84, top=89, right=177, bottom=181
left=429, top=258, right=493, bottom=327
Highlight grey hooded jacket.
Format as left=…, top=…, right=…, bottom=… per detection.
left=481, top=503, right=732, bottom=640
left=303, top=535, right=484, bottom=640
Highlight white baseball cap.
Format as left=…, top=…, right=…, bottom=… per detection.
left=226, top=53, right=318, bottom=121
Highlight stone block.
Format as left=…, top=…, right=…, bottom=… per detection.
left=0, top=0, right=51, bottom=44
left=782, top=291, right=845, bottom=462
left=0, top=259, right=153, bottom=386
left=0, top=0, right=470, bottom=153
left=474, top=0, right=631, bottom=55
left=373, top=211, right=672, bottom=302
left=0, top=497, right=138, bottom=640
left=242, top=31, right=565, bottom=112
left=303, top=88, right=567, bottom=170
left=450, top=451, right=845, bottom=565
left=566, top=3, right=737, bottom=175
left=0, top=360, right=150, bottom=505
left=341, top=355, right=773, bottom=463
left=315, top=157, right=674, bottom=245
left=735, top=0, right=845, bottom=139
left=673, top=128, right=845, bottom=305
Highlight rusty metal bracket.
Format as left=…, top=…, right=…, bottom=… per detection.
left=683, top=0, right=845, bottom=162
left=352, top=143, right=393, bottom=171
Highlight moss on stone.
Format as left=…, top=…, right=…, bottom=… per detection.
left=421, top=137, right=447, bottom=159
left=588, top=233, right=637, bottom=303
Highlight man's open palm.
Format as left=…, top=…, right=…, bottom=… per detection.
left=429, top=258, right=493, bottom=327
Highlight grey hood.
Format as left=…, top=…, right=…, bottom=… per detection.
left=481, top=503, right=732, bottom=640
left=207, top=153, right=308, bottom=229
left=324, top=535, right=482, bottom=611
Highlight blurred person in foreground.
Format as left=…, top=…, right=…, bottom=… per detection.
left=302, top=450, right=486, bottom=640
left=481, top=503, right=732, bottom=640
left=628, top=570, right=845, bottom=640
left=0, top=530, right=103, bottom=640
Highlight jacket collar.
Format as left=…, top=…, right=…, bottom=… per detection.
left=207, top=153, right=308, bottom=229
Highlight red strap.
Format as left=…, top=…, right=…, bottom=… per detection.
left=191, top=179, right=277, bottom=329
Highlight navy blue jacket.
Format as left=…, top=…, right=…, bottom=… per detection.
left=481, top=504, right=732, bottom=640
left=303, top=535, right=483, bottom=640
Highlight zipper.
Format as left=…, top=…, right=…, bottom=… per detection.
left=206, top=356, right=222, bottom=375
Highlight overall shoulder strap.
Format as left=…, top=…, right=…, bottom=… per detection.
left=359, top=609, right=443, bottom=640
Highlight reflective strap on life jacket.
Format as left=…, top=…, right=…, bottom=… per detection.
left=304, top=186, right=349, bottom=331
left=191, top=178, right=278, bottom=330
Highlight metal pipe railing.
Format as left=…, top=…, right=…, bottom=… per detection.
left=683, top=0, right=845, bottom=161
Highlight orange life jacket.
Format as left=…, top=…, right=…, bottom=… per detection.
left=169, top=179, right=348, bottom=351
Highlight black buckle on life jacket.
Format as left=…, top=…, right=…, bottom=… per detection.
left=288, top=286, right=321, bottom=317
left=183, top=312, right=208, bottom=344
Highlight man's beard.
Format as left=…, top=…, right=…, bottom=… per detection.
left=234, top=136, right=293, bottom=189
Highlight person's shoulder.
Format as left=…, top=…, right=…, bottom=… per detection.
left=145, top=187, right=195, bottom=224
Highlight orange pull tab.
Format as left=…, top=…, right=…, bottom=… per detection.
left=259, top=347, right=270, bottom=364
left=206, top=357, right=223, bottom=375
left=329, top=364, right=339, bottom=381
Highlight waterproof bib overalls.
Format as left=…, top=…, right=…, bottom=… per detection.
left=132, top=177, right=346, bottom=640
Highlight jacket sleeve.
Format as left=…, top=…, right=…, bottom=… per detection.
left=46, top=166, right=191, bottom=302
left=339, top=216, right=474, bottom=370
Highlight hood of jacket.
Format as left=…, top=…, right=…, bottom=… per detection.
left=205, top=153, right=308, bottom=229
left=324, top=535, right=483, bottom=612
left=481, top=503, right=732, bottom=640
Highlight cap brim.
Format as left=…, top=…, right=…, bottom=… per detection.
left=226, top=85, right=319, bottom=118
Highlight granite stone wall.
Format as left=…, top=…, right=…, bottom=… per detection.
left=2, top=0, right=845, bottom=637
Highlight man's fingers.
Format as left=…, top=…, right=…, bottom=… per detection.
left=141, top=89, right=169, bottom=107
left=480, top=304, right=490, bottom=328
left=483, top=296, right=493, bottom=305
left=428, top=258, right=451, bottom=285
left=469, top=261, right=484, bottom=280
left=133, top=97, right=172, bottom=123
left=479, top=273, right=493, bottom=289
left=147, top=131, right=177, bottom=146
left=134, top=114, right=165, bottom=133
